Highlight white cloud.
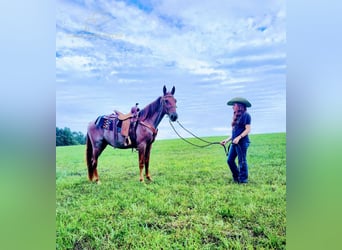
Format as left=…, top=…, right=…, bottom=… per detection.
left=56, top=55, right=95, bottom=72
left=56, top=32, right=93, bottom=49
left=56, top=0, right=286, bottom=138
left=57, top=0, right=285, bottom=80
left=220, top=78, right=255, bottom=85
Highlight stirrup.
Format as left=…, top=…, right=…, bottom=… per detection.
left=124, top=136, right=131, bottom=146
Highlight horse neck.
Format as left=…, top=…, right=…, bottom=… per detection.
left=140, top=97, right=166, bottom=128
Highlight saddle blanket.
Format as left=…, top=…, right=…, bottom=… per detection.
left=95, top=115, right=118, bottom=131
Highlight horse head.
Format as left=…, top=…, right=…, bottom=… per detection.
left=162, top=85, right=178, bottom=122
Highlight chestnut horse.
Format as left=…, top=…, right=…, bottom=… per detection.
left=86, top=86, right=178, bottom=183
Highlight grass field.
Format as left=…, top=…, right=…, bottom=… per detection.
left=56, top=133, right=286, bottom=249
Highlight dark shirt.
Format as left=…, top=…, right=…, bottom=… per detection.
left=232, top=112, right=251, bottom=143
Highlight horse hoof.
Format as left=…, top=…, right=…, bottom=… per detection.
left=140, top=178, right=144, bottom=182
left=96, top=180, right=101, bottom=185
left=146, top=176, right=153, bottom=181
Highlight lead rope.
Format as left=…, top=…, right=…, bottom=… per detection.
left=168, top=119, right=228, bottom=155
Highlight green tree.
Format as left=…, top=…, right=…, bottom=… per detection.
left=72, top=131, right=86, bottom=145
left=56, top=127, right=86, bottom=146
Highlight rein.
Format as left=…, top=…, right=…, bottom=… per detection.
left=168, top=119, right=228, bottom=155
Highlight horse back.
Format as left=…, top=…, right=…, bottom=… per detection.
left=88, top=115, right=136, bottom=149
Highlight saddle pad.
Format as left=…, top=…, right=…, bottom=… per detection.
left=95, top=116, right=114, bottom=131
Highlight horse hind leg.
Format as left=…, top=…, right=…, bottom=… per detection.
left=86, top=134, right=95, bottom=181
left=90, top=153, right=99, bottom=183
left=93, top=167, right=99, bottom=183
left=91, top=144, right=107, bottom=184
left=87, top=152, right=99, bottom=183
left=86, top=135, right=106, bottom=184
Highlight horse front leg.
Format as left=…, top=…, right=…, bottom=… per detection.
left=138, top=148, right=145, bottom=182
left=145, top=144, right=153, bottom=181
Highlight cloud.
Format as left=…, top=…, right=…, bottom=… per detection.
left=56, top=55, right=94, bottom=72
left=57, top=0, right=285, bottom=81
left=56, top=0, right=286, bottom=138
left=56, top=32, right=93, bottom=49
left=57, top=1, right=286, bottom=76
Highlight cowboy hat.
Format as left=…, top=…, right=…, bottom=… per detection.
left=227, top=97, right=252, bottom=107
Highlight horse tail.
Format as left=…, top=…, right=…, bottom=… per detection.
left=86, top=133, right=94, bottom=181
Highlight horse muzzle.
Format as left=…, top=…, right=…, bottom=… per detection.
left=169, top=112, right=178, bottom=122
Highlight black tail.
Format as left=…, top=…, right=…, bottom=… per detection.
left=86, top=134, right=94, bottom=181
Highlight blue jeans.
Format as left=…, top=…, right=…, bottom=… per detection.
left=227, top=142, right=250, bottom=183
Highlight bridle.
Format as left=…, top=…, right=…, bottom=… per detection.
left=161, top=94, right=177, bottom=115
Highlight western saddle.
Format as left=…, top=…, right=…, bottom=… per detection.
left=114, top=103, right=140, bottom=146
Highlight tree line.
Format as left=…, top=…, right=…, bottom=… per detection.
left=56, top=127, right=86, bottom=146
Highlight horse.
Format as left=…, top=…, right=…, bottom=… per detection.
left=86, top=85, right=178, bottom=183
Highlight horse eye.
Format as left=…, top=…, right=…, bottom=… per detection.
left=165, top=99, right=169, bottom=104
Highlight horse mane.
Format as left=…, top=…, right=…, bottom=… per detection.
left=138, top=96, right=162, bottom=121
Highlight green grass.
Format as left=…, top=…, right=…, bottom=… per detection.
left=56, top=133, right=286, bottom=249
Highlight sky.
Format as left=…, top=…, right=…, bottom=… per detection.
left=56, top=0, right=286, bottom=140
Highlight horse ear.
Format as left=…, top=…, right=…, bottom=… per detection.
left=171, top=86, right=175, bottom=95
left=163, top=85, right=167, bottom=95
